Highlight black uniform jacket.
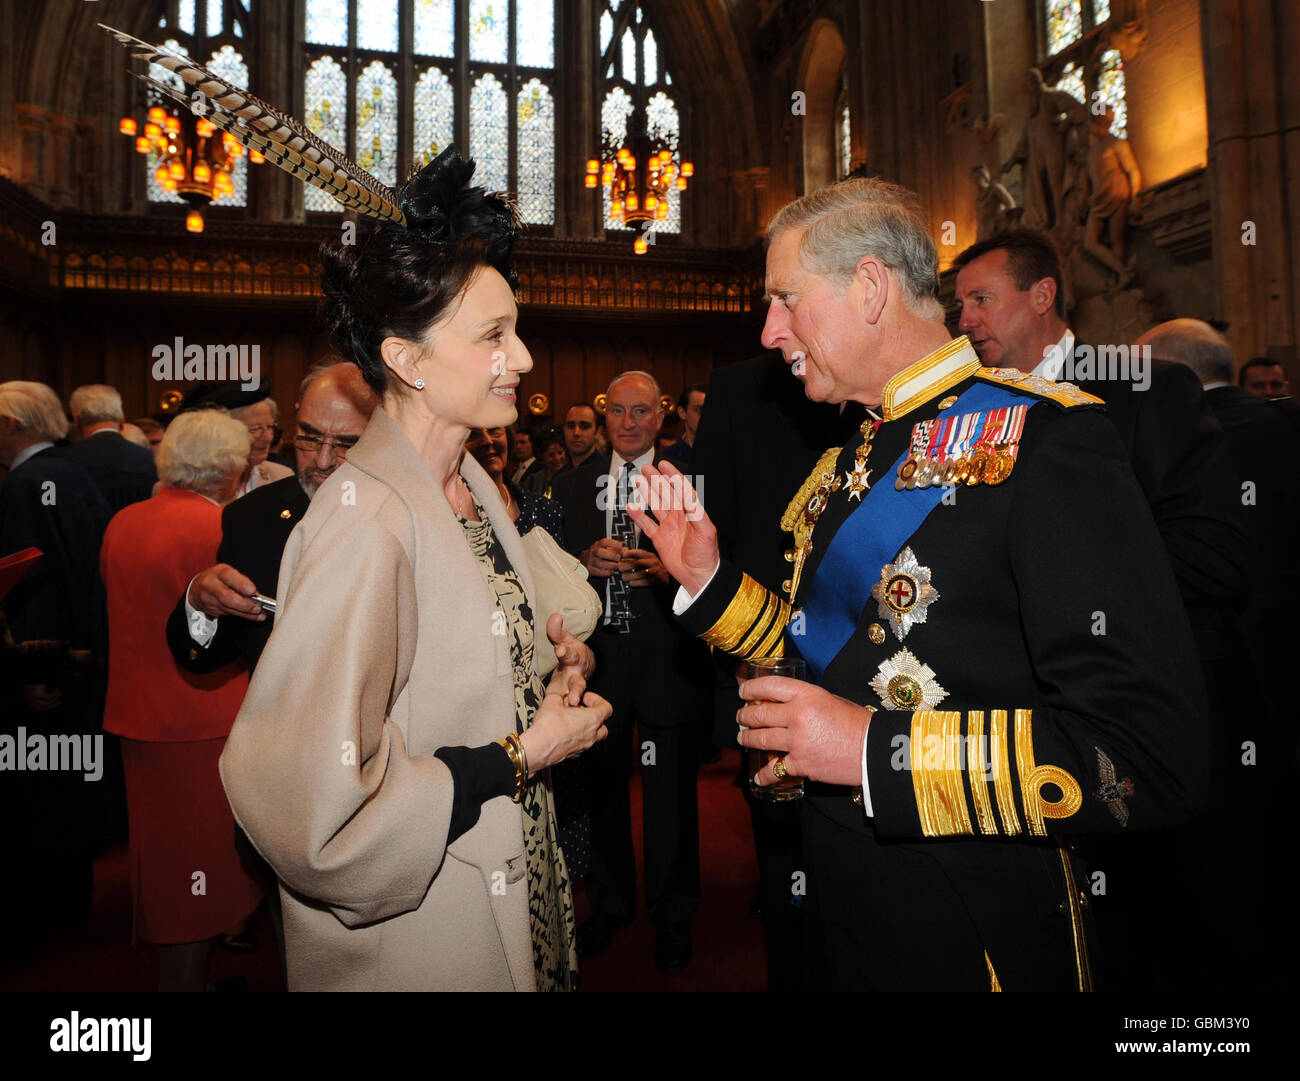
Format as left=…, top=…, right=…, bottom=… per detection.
left=678, top=338, right=1210, bottom=975
left=165, top=475, right=309, bottom=675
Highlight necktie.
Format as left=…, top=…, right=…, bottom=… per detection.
left=606, top=462, right=636, bottom=633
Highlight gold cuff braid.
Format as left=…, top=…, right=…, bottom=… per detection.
left=700, top=573, right=790, bottom=658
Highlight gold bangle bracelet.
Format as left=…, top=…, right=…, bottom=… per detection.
left=511, top=730, right=529, bottom=781
left=496, top=735, right=525, bottom=803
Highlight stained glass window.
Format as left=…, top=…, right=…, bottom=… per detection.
left=470, top=73, right=508, bottom=192
left=304, top=56, right=349, bottom=210
left=207, top=45, right=250, bottom=207
left=621, top=29, right=637, bottom=82
left=144, top=3, right=256, bottom=210
left=840, top=104, right=851, bottom=179
left=146, top=39, right=187, bottom=205
left=1097, top=49, right=1127, bottom=138
left=517, top=80, right=554, bottom=223
left=306, top=0, right=348, bottom=47
left=355, top=61, right=398, bottom=187
left=357, top=0, right=399, bottom=51
left=470, top=0, right=508, bottom=63
left=304, top=2, right=556, bottom=225
left=1055, top=61, right=1086, bottom=104
left=598, top=1, right=683, bottom=236
left=413, top=66, right=454, bottom=165
left=1039, top=0, right=1127, bottom=145
left=516, top=1, right=554, bottom=68
left=1045, top=0, right=1082, bottom=55
left=415, top=0, right=455, bottom=55
left=602, top=86, right=634, bottom=147
left=643, top=30, right=657, bottom=85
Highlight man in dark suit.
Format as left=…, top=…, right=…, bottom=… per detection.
left=555, top=402, right=609, bottom=477
left=53, top=384, right=157, bottom=515
left=657, top=384, right=708, bottom=473
left=1138, top=319, right=1300, bottom=985
left=689, top=354, right=864, bottom=989
left=955, top=231, right=1254, bottom=989
left=0, top=380, right=113, bottom=958
left=166, top=362, right=376, bottom=675
left=552, top=371, right=711, bottom=972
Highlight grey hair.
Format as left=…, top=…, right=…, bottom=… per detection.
left=607, top=369, right=662, bottom=402
left=157, top=410, right=251, bottom=497
left=1141, top=319, right=1234, bottom=385
left=0, top=381, right=70, bottom=442
left=70, top=384, right=124, bottom=426
left=767, top=177, right=942, bottom=317
left=230, top=396, right=278, bottom=424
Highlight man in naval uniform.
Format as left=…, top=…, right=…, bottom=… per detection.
left=628, top=178, right=1208, bottom=991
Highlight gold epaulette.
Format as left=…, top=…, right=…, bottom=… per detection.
left=972, top=367, right=1104, bottom=410
left=700, top=573, right=790, bottom=660
left=780, top=446, right=842, bottom=536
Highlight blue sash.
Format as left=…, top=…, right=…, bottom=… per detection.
left=795, top=381, right=1029, bottom=681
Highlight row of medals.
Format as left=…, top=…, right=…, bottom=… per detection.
left=894, top=439, right=1018, bottom=490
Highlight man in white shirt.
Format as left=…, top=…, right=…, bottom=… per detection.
left=952, top=229, right=1074, bottom=380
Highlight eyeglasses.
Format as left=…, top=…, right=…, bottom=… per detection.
left=245, top=424, right=281, bottom=439
left=605, top=405, right=657, bottom=421
left=294, top=433, right=358, bottom=457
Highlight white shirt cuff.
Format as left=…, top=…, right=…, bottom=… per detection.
left=671, top=560, right=722, bottom=615
left=184, top=575, right=219, bottom=647
left=860, top=719, right=874, bottom=817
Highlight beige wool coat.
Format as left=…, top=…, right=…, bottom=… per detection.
left=220, top=406, right=547, bottom=991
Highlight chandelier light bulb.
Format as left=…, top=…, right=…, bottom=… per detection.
left=135, top=136, right=151, bottom=154
left=119, top=117, right=138, bottom=136
left=185, top=210, right=204, bottom=233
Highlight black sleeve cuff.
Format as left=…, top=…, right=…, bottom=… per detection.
left=434, top=742, right=517, bottom=843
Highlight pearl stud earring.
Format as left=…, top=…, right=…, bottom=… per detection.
left=414, top=377, right=426, bottom=390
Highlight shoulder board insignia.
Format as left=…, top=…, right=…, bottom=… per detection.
left=972, top=367, right=1105, bottom=411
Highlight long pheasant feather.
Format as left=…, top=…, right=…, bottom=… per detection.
left=103, top=24, right=405, bottom=224
left=136, top=74, right=404, bottom=223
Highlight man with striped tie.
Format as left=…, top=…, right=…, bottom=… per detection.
left=552, top=371, right=712, bottom=973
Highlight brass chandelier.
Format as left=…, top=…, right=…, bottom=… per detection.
left=119, top=104, right=263, bottom=233
left=585, top=129, right=693, bottom=254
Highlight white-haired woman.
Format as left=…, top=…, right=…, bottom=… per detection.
left=230, top=396, right=293, bottom=497
left=100, top=410, right=264, bottom=991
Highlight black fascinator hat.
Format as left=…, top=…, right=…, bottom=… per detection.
left=317, top=146, right=527, bottom=395
left=399, top=148, right=522, bottom=285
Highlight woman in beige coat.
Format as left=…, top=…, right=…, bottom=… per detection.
left=219, top=150, right=611, bottom=991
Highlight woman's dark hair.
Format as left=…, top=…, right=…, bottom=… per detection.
left=320, top=147, right=522, bottom=395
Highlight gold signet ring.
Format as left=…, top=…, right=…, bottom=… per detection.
left=772, top=757, right=790, bottom=780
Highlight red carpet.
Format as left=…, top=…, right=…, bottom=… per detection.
left=0, top=750, right=765, bottom=992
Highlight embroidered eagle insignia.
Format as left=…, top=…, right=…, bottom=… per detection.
left=1094, top=747, right=1134, bottom=828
